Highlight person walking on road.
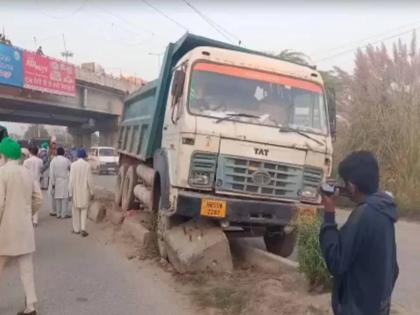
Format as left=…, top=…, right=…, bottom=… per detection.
left=49, top=147, right=71, bottom=219
left=320, top=151, right=399, bottom=315
left=23, top=146, right=43, bottom=227
left=0, top=137, right=43, bottom=315
left=40, top=142, right=58, bottom=216
left=39, top=143, right=49, bottom=191
left=68, top=148, right=94, bottom=237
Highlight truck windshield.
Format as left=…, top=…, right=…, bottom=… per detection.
left=188, top=62, right=328, bottom=135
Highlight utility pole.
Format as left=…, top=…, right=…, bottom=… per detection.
left=61, top=34, right=73, bottom=62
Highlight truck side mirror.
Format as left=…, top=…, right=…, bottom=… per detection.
left=171, top=69, right=186, bottom=101
left=326, top=87, right=337, bottom=141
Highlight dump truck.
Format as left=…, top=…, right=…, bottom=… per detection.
left=115, top=34, right=336, bottom=266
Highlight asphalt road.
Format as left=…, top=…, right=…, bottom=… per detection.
left=94, top=174, right=420, bottom=312
left=0, top=189, right=193, bottom=315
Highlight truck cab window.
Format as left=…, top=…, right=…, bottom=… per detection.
left=188, top=62, right=327, bottom=134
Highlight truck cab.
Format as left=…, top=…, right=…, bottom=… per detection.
left=117, top=34, right=335, bottom=259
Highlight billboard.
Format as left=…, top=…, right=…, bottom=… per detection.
left=23, top=51, right=76, bottom=96
left=0, top=43, right=23, bottom=88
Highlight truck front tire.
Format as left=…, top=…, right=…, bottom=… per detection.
left=264, top=227, right=297, bottom=258
left=115, top=165, right=127, bottom=206
left=121, top=165, right=137, bottom=212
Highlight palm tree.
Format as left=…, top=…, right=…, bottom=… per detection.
left=275, top=49, right=310, bottom=65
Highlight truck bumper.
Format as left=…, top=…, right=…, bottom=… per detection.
left=99, top=164, right=118, bottom=173
left=175, top=191, right=318, bottom=227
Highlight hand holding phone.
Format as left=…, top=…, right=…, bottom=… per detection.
left=320, top=183, right=339, bottom=213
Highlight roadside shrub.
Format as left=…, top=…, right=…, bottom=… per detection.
left=332, top=33, right=420, bottom=216
left=297, top=214, right=331, bottom=291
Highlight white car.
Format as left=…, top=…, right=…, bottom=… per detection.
left=88, top=146, right=119, bottom=175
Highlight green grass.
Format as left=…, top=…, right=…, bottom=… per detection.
left=192, top=286, right=247, bottom=315
left=297, top=214, right=332, bottom=291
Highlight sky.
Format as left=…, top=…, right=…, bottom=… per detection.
left=2, top=0, right=420, bottom=134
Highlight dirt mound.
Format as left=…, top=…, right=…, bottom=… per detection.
left=241, top=278, right=331, bottom=315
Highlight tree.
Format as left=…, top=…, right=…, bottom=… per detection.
left=275, top=49, right=310, bottom=65
left=339, top=31, right=420, bottom=213
left=23, top=124, right=49, bottom=140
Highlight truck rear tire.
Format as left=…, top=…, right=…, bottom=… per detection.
left=115, top=165, right=127, bottom=206
left=121, top=165, right=137, bottom=212
left=264, top=227, right=297, bottom=258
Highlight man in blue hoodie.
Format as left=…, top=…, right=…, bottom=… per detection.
left=320, top=151, right=399, bottom=315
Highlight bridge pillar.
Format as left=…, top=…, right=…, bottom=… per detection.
left=68, top=128, right=93, bottom=149
left=97, top=117, right=119, bottom=148
left=99, top=130, right=118, bottom=147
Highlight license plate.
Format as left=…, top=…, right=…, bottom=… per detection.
left=200, top=199, right=227, bottom=218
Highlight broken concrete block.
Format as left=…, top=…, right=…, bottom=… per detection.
left=107, top=206, right=125, bottom=225
left=93, top=187, right=115, bottom=202
left=88, top=201, right=106, bottom=223
left=165, top=219, right=233, bottom=274
left=122, top=215, right=153, bottom=248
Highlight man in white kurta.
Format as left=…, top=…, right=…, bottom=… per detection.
left=68, top=148, right=94, bottom=237
left=23, top=146, right=43, bottom=226
left=49, top=147, right=71, bottom=219
left=0, top=137, right=43, bottom=315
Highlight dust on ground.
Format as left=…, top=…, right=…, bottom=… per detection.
left=93, top=215, right=333, bottom=315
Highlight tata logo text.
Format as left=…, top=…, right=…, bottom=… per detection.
left=254, top=148, right=269, bottom=156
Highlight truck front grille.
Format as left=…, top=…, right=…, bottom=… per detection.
left=303, top=167, right=323, bottom=188
left=216, top=155, right=305, bottom=200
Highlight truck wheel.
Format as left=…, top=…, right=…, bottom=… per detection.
left=121, top=165, right=137, bottom=212
left=115, top=165, right=127, bottom=206
left=264, top=227, right=297, bottom=257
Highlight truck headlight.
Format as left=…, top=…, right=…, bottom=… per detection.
left=189, top=152, right=217, bottom=187
left=190, top=173, right=210, bottom=185
left=299, top=186, right=319, bottom=200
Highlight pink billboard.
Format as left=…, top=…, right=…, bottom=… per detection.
left=23, top=51, right=76, bottom=96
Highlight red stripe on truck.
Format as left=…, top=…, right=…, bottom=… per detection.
left=194, top=62, right=323, bottom=94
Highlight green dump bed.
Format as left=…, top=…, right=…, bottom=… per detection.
left=117, top=33, right=302, bottom=161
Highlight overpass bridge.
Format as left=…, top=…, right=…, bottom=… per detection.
left=0, top=67, right=140, bottom=147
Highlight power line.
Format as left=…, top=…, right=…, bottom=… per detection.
left=315, top=26, right=420, bottom=63
left=140, top=0, right=189, bottom=31
left=313, top=20, right=420, bottom=58
left=35, top=0, right=88, bottom=19
left=181, top=0, right=241, bottom=44
left=94, top=3, right=157, bottom=37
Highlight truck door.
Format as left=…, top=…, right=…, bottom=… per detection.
left=161, top=69, right=186, bottom=183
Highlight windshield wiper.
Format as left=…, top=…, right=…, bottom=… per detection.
left=215, top=113, right=260, bottom=124
left=279, top=126, right=324, bottom=146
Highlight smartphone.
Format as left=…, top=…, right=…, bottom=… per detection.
left=320, top=183, right=336, bottom=196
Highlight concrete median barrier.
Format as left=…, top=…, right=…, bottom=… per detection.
left=165, top=219, right=233, bottom=274
left=93, top=187, right=115, bottom=202
left=107, top=204, right=125, bottom=225
left=88, top=200, right=106, bottom=223
left=122, top=214, right=153, bottom=249
left=230, top=239, right=298, bottom=274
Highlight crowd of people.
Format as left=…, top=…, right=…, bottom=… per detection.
left=0, top=137, right=95, bottom=315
